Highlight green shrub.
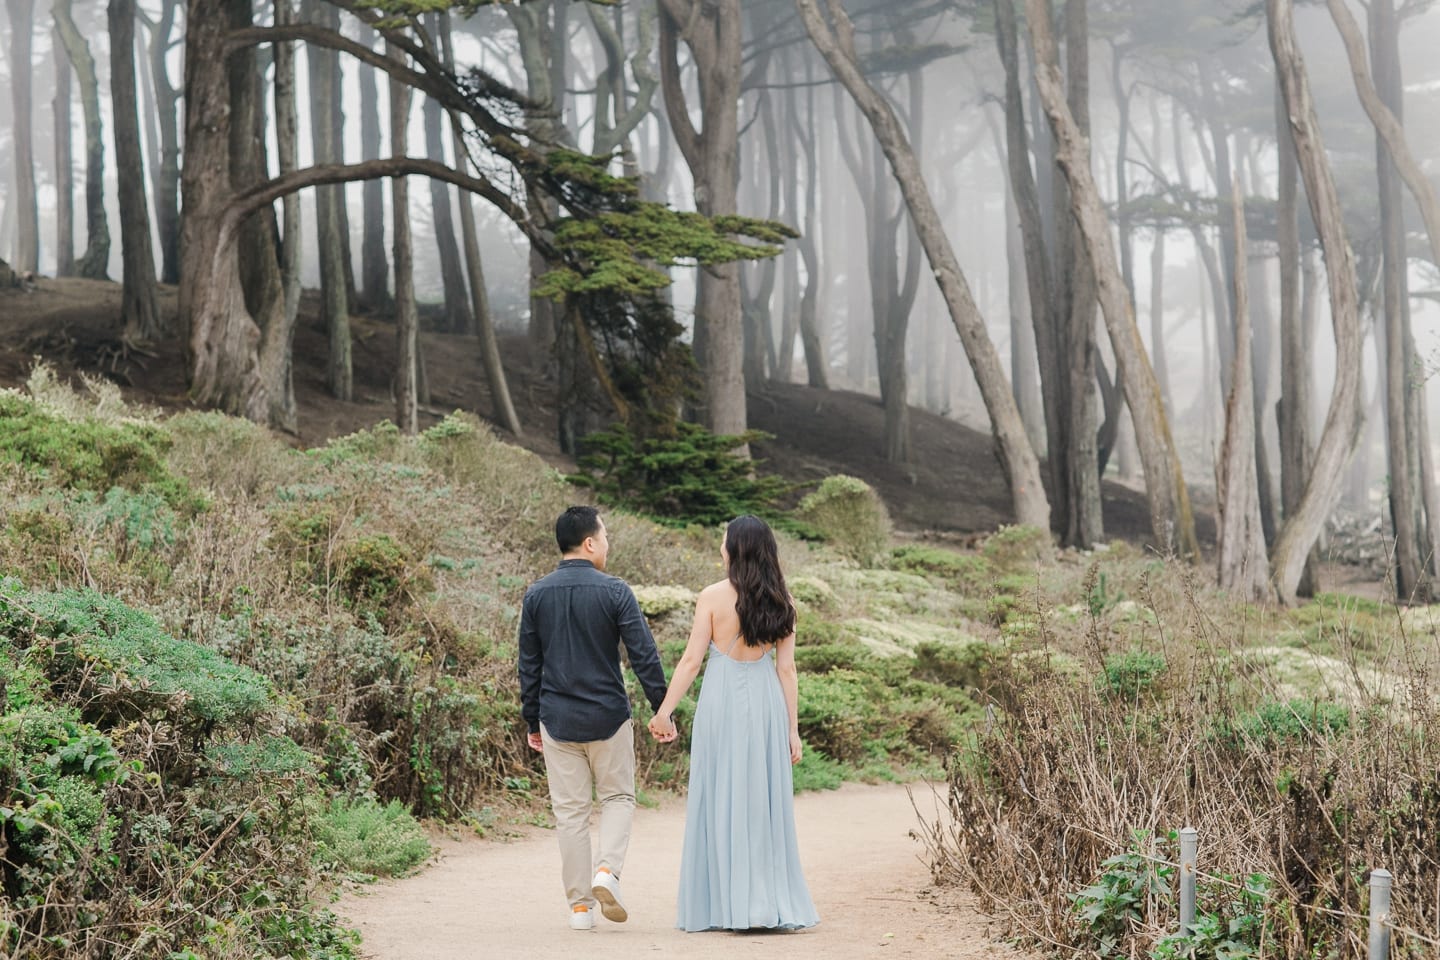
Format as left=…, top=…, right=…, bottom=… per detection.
left=0, top=587, right=272, bottom=728
left=794, top=475, right=892, bottom=565
left=311, top=796, right=433, bottom=877
left=791, top=745, right=845, bottom=792
left=1099, top=649, right=1167, bottom=702
left=0, top=392, right=196, bottom=509
left=1216, top=699, right=1353, bottom=747
left=913, top=640, right=994, bottom=689
left=796, top=670, right=877, bottom=764
left=794, top=641, right=868, bottom=674
left=980, top=524, right=1054, bottom=574
left=889, top=545, right=990, bottom=586
left=337, top=533, right=422, bottom=617
left=165, top=410, right=299, bottom=498
left=570, top=421, right=794, bottom=528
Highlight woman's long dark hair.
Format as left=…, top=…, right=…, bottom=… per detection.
left=725, top=516, right=796, bottom=647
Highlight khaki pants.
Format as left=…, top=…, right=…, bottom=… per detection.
left=541, top=720, right=636, bottom=908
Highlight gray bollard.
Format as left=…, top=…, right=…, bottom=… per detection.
left=1179, top=827, right=1198, bottom=937
left=1368, top=869, right=1392, bottom=960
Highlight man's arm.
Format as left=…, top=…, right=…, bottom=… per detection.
left=613, top=582, right=668, bottom=711
left=517, top=590, right=544, bottom=742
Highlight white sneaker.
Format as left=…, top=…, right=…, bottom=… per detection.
left=569, top=905, right=595, bottom=931
left=591, top=869, right=628, bottom=922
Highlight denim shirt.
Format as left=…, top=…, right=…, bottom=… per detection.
left=518, top=559, right=669, bottom=743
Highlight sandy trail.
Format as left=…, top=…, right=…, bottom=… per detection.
left=336, top=782, right=1023, bottom=960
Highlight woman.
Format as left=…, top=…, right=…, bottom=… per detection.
left=648, top=516, right=819, bottom=932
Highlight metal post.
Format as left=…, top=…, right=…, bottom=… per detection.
left=1179, top=827, right=1198, bottom=937
left=1368, top=869, right=1392, bottom=960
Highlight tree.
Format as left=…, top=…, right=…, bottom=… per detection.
left=5, top=0, right=38, bottom=274
left=54, top=0, right=110, bottom=279
left=1216, top=180, right=1271, bottom=600
left=304, top=0, right=352, bottom=401
left=1265, top=0, right=1365, bottom=605
left=53, top=22, right=74, bottom=277
left=1024, top=0, right=1198, bottom=558
left=357, top=34, right=390, bottom=313
left=659, top=0, right=749, bottom=444
left=797, top=0, right=1050, bottom=530
left=144, top=0, right=182, bottom=284
left=440, top=13, right=521, bottom=437
left=390, top=43, right=419, bottom=435
left=109, top=0, right=162, bottom=340
left=423, top=13, right=472, bottom=334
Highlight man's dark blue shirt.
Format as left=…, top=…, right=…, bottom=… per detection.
left=518, top=559, right=669, bottom=743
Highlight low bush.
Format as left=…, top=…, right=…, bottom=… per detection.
left=312, top=796, right=433, bottom=877
left=570, top=421, right=794, bottom=528
left=795, top=475, right=892, bottom=565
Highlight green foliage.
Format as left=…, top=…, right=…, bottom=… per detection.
left=570, top=421, right=794, bottom=528
left=914, top=641, right=994, bottom=689
left=337, top=534, right=422, bottom=618
left=1071, top=847, right=1173, bottom=957
left=0, top=392, right=196, bottom=509
left=1150, top=874, right=1273, bottom=960
left=795, top=475, right=892, bottom=565
left=796, top=670, right=878, bottom=764
left=980, top=524, right=1054, bottom=573
left=1214, top=699, right=1353, bottom=747
left=312, top=796, right=433, bottom=878
left=1, top=587, right=272, bottom=728
left=1100, top=649, right=1167, bottom=702
left=791, top=744, right=846, bottom=792
left=889, top=544, right=990, bottom=585
left=794, top=641, right=868, bottom=675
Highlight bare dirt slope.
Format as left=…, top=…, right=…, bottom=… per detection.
left=335, top=782, right=1023, bottom=960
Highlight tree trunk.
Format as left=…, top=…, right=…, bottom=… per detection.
left=147, top=0, right=181, bottom=285
left=109, top=0, right=162, bottom=340
left=330, top=41, right=357, bottom=309
left=305, top=0, right=352, bottom=400
left=659, top=0, right=747, bottom=444
left=441, top=13, right=521, bottom=437
left=1266, top=0, right=1366, bottom=605
left=424, top=13, right=472, bottom=335
left=1025, top=0, right=1196, bottom=557
left=1005, top=168, right=1044, bottom=455
left=1147, top=102, right=1171, bottom=413
left=266, top=0, right=301, bottom=432
left=53, top=24, right=74, bottom=277
left=793, top=67, right=828, bottom=389
left=993, top=0, right=1062, bottom=528
left=798, top=0, right=1050, bottom=530
left=508, top=1, right=563, bottom=360
left=225, top=0, right=286, bottom=423
left=1060, top=0, right=1102, bottom=548
left=390, top=47, right=419, bottom=435
left=5, top=0, right=38, bottom=274
left=53, top=0, right=110, bottom=279
left=1275, top=86, right=1318, bottom=596
left=358, top=34, right=389, bottom=313
left=1369, top=0, right=1426, bottom=600
left=1217, top=180, right=1272, bottom=600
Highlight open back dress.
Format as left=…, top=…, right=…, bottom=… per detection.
left=674, top=635, right=819, bottom=932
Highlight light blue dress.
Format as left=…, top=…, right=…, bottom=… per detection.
left=675, top=638, right=820, bottom=932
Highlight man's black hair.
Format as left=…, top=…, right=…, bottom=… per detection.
left=556, top=505, right=602, bottom=554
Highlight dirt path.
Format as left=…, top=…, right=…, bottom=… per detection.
left=336, top=782, right=1023, bottom=959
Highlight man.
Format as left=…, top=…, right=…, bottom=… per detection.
left=518, top=506, right=669, bottom=931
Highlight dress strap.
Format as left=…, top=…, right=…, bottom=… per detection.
left=719, top=633, right=744, bottom=658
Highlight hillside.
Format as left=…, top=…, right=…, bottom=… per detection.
left=0, top=276, right=1193, bottom=547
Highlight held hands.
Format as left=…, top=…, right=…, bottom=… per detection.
left=648, top=711, right=679, bottom=743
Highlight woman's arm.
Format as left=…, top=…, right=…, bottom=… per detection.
left=775, top=632, right=802, bottom=763
left=648, top=591, right=714, bottom=741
